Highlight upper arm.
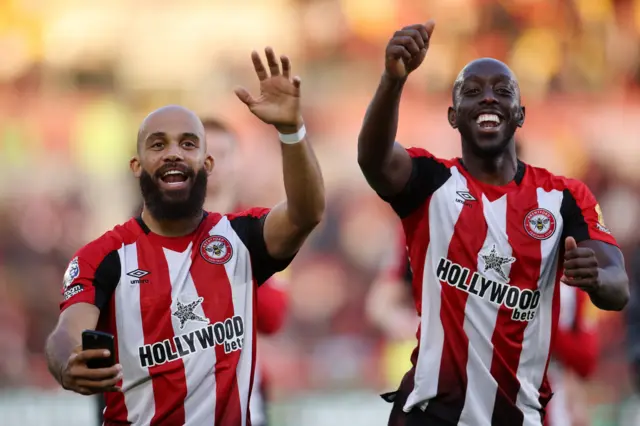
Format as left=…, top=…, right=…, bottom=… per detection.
left=54, top=302, right=101, bottom=340
left=360, top=142, right=414, bottom=196
left=229, top=209, right=296, bottom=286
left=60, top=242, right=121, bottom=313
left=378, top=147, right=452, bottom=218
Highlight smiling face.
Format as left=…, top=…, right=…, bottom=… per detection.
left=448, top=58, right=525, bottom=157
left=130, top=105, right=214, bottom=221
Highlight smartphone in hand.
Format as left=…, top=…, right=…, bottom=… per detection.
left=82, top=330, right=116, bottom=369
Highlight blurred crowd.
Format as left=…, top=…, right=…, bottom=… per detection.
left=1, top=0, right=640, bottom=423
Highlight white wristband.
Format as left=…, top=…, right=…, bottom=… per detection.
left=278, top=124, right=306, bottom=144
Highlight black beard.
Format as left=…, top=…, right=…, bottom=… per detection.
left=139, top=167, right=208, bottom=221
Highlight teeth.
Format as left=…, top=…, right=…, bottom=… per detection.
left=476, top=114, right=501, bottom=124
left=163, top=170, right=185, bottom=177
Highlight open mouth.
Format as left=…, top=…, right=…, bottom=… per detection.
left=475, top=113, right=502, bottom=130
left=159, top=169, right=189, bottom=188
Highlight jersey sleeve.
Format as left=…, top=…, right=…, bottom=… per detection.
left=229, top=207, right=296, bottom=286
left=378, top=147, right=452, bottom=219
left=59, top=237, right=121, bottom=313
left=560, top=179, right=619, bottom=246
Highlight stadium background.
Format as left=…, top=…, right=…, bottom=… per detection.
left=0, top=0, right=639, bottom=424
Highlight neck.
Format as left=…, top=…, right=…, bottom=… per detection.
left=460, top=141, right=518, bottom=186
left=140, top=208, right=204, bottom=237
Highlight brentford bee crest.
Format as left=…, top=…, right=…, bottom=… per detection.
left=524, top=208, right=556, bottom=240
left=200, top=235, right=233, bottom=264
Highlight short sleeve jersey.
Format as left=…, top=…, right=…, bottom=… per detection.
left=59, top=209, right=293, bottom=426
left=378, top=147, right=617, bottom=426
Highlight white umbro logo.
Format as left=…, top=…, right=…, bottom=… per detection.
left=127, top=269, right=149, bottom=279
left=456, top=191, right=476, bottom=202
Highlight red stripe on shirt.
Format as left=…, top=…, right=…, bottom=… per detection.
left=490, top=187, right=542, bottom=425
left=137, top=237, right=188, bottom=425
left=402, top=198, right=432, bottom=365
left=425, top=184, right=488, bottom=420
left=539, top=260, right=563, bottom=410
left=190, top=237, right=242, bottom=426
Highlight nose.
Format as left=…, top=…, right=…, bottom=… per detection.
left=162, top=143, right=184, bottom=162
left=480, top=87, right=498, bottom=104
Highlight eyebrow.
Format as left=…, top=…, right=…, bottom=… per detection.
left=145, top=132, right=201, bottom=143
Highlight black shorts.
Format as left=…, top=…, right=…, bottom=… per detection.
left=384, top=368, right=456, bottom=426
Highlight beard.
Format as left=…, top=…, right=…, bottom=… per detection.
left=139, top=165, right=208, bottom=221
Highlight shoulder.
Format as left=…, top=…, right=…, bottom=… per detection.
left=226, top=207, right=270, bottom=221
left=405, top=146, right=458, bottom=168
left=524, top=165, right=592, bottom=195
left=74, top=219, right=141, bottom=264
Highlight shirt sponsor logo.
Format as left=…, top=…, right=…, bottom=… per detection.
left=436, top=257, right=540, bottom=322
left=200, top=235, right=233, bottom=264
left=138, top=315, right=245, bottom=368
left=524, top=208, right=556, bottom=240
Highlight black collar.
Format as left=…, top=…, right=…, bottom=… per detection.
left=458, top=158, right=526, bottom=185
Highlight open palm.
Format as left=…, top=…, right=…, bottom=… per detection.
left=235, top=47, right=302, bottom=132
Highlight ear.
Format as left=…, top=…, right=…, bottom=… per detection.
left=130, top=156, right=142, bottom=178
left=204, top=153, right=215, bottom=176
left=447, top=106, right=457, bottom=129
left=516, top=106, right=525, bottom=128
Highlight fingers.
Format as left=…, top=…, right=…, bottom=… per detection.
left=292, top=76, right=302, bottom=90
left=561, top=277, right=598, bottom=289
left=281, top=55, right=291, bottom=79
left=73, top=349, right=112, bottom=363
left=565, top=236, right=578, bottom=252
left=391, top=32, right=422, bottom=55
left=386, top=45, right=412, bottom=63
left=70, top=363, right=122, bottom=381
left=234, top=86, right=255, bottom=106
left=251, top=51, right=268, bottom=81
left=424, top=19, right=436, bottom=37
left=563, top=267, right=598, bottom=280
left=250, top=47, right=294, bottom=81
left=75, top=375, right=122, bottom=392
left=564, top=256, right=598, bottom=270
left=564, top=247, right=596, bottom=260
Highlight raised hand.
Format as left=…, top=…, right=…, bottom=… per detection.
left=235, top=47, right=302, bottom=134
left=561, top=236, right=600, bottom=293
left=61, top=347, right=122, bottom=395
left=385, top=20, right=435, bottom=80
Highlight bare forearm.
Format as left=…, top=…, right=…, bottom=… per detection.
left=45, top=329, right=79, bottom=386
left=280, top=137, right=325, bottom=229
left=357, top=73, right=406, bottom=170
left=588, top=267, right=629, bottom=311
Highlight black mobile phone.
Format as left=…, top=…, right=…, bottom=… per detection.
left=82, top=330, right=116, bottom=369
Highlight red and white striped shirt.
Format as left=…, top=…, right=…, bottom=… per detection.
left=380, top=147, right=617, bottom=425
left=59, top=209, right=293, bottom=426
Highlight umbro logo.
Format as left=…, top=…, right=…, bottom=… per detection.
left=455, top=191, right=476, bottom=206
left=127, top=269, right=150, bottom=284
